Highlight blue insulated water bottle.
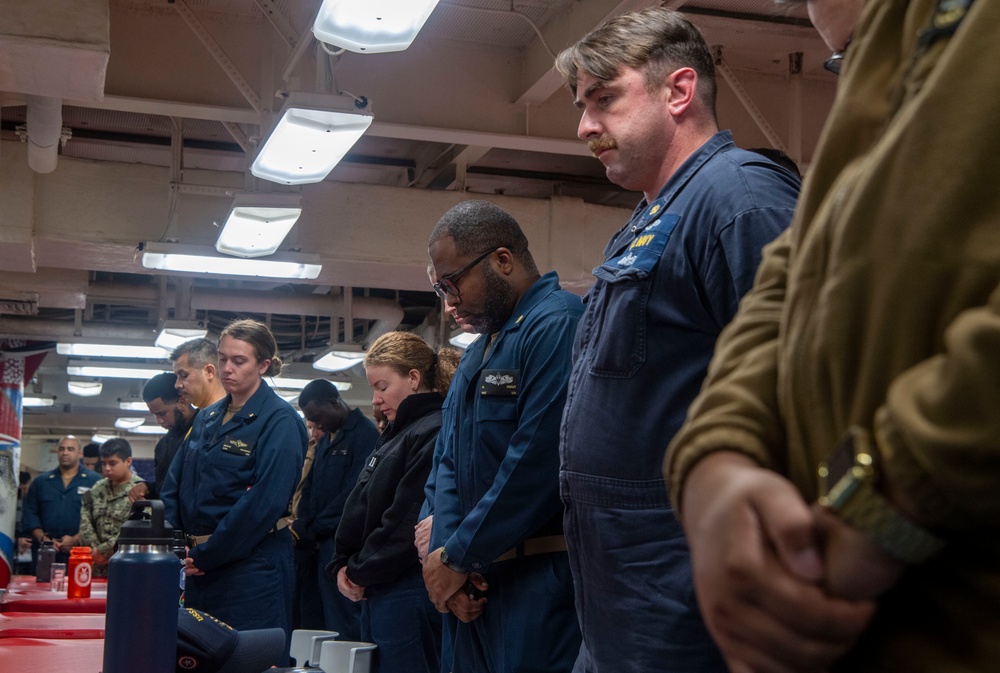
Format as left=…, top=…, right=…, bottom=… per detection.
left=103, top=500, right=179, bottom=673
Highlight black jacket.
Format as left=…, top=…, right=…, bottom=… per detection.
left=330, top=392, right=443, bottom=587
left=298, top=407, right=378, bottom=542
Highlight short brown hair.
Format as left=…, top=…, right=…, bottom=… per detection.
left=555, top=7, right=717, bottom=115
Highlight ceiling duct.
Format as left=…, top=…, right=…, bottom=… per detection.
left=1, top=0, right=109, bottom=173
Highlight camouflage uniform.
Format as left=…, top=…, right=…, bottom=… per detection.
left=79, top=473, right=145, bottom=576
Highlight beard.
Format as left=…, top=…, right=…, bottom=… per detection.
left=475, top=265, right=517, bottom=336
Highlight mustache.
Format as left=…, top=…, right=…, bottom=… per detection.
left=588, top=136, right=617, bottom=157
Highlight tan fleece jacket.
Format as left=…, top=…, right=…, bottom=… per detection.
left=667, top=0, right=1000, bottom=669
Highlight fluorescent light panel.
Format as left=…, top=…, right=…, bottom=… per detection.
left=68, top=381, right=103, bottom=397
left=250, top=93, right=373, bottom=186
left=115, top=417, right=146, bottom=430
left=270, top=377, right=351, bottom=391
left=119, top=400, right=150, bottom=411
left=24, top=395, right=56, bottom=407
left=216, top=193, right=302, bottom=258
left=91, top=434, right=115, bottom=444
left=313, top=0, right=441, bottom=53
left=58, top=343, right=170, bottom=359
left=313, top=349, right=365, bottom=372
left=67, top=361, right=171, bottom=380
left=155, top=321, right=208, bottom=351
left=130, top=425, right=168, bottom=435
left=449, top=331, right=479, bottom=349
left=142, top=243, right=321, bottom=280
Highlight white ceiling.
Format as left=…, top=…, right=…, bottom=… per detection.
left=0, top=0, right=836, bottom=439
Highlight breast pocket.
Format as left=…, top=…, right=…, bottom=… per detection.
left=207, top=446, right=255, bottom=502
left=474, top=396, right=518, bottom=487
left=585, top=268, right=652, bottom=379
left=584, top=218, right=675, bottom=379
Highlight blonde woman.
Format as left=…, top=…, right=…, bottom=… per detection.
left=331, top=331, right=460, bottom=673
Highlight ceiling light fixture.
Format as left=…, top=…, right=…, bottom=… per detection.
left=216, top=192, right=303, bottom=258
left=130, top=425, right=168, bottom=435
left=68, top=380, right=103, bottom=397
left=250, top=93, right=373, bottom=186
left=142, top=243, right=322, bottom=280
left=312, top=0, right=441, bottom=53
left=449, top=330, right=479, bottom=350
left=119, top=399, right=150, bottom=412
left=23, top=395, right=56, bottom=407
left=269, top=377, right=352, bottom=391
left=313, top=345, right=365, bottom=372
left=67, top=361, right=171, bottom=380
left=114, top=417, right=146, bottom=430
left=154, top=320, right=209, bottom=351
left=57, top=343, right=171, bottom=359
left=91, top=434, right=115, bottom=444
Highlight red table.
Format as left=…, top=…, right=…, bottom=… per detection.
left=0, top=595, right=106, bottom=614
left=0, top=612, right=105, bottom=639
left=0, top=637, right=104, bottom=673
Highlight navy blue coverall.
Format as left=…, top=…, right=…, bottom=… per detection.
left=162, top=380, right=305, bottom=638
left=431, top=271, right=584, bottom=673
left=21, top=467, right=100, bottom=564
left=297, top=406, right=376, bottom=639
left=559, top=131, right=800, bottom=673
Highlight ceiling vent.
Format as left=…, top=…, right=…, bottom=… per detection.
left=0, top=292, right=39, bottom=316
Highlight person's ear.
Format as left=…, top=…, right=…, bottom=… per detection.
left=409, top=368, right=422, bottom=392
left=665, top=67, right=698, bottom=117
left=494, top=247, right=515, bottom=276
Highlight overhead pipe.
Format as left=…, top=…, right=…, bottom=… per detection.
left=0, top=317, right=156, bottom=342
left=85, top=282, right=405, bottom=329
left=25, top=95, right=64, bottom=173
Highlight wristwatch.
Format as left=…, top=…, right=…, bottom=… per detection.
left=439, top=548, right=466, bottom=574
left=817, top=426, right=944, bottom=564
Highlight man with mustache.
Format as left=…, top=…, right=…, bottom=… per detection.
left=554, top=8, right=800, bottom=673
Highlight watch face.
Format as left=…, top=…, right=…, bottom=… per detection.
left=826, top=435, right=857, bottom=485
left=818, top=428, right=876, bottom=508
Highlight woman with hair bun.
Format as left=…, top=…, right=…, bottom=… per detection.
left=331, top=331, right=461, bottom=673
left=162, top=318, right=307, bottom=649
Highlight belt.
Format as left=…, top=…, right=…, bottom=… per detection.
left=494, top=535, right=567, bottom=563
left=186, top=517, right=290, bottom=548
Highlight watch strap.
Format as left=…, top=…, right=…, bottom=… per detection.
left=837, top=482, right=945, bottom=564
left=439, top=548, right=466, bottom=574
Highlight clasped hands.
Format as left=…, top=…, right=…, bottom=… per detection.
left=680, top=452, right=905, bottom=673
left=422, top=548, right=488, bottom=623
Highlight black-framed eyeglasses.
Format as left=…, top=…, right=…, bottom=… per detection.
left=432, top=247, right=501, bottom=300
left=824, top=38, right=852, bottom=75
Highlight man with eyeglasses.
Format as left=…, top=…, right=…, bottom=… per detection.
left=667, top=0, right=999, bottom=672
left=423, top=200, right=583, bottom=673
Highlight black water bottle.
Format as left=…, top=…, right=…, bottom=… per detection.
left=103, top=500, right=179, bottom=673
left=35, top=540, right=56, bottom=583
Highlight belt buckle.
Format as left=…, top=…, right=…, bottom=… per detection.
left=185, top=534, right=197, bottom=548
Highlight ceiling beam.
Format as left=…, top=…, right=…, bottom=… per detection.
left=515, top=0, right=675, bottom=107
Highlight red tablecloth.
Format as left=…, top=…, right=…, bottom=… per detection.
left=4, top=577, right=107, bottom=598
left=0, top=595, right=106, bottom=614
left=0, top=637, right=104, bottom=673
left=0, top=612, right=105, bottom=639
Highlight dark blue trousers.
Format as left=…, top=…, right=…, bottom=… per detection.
left=449, top=553, right=580, bottom=673
left=562, top=472, right=727, bottom=673
left=361, top=563, right=442, bottom=673
left=318, top=536, right=362, bottom=640
left=185, top=530, right=294, bottom=660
